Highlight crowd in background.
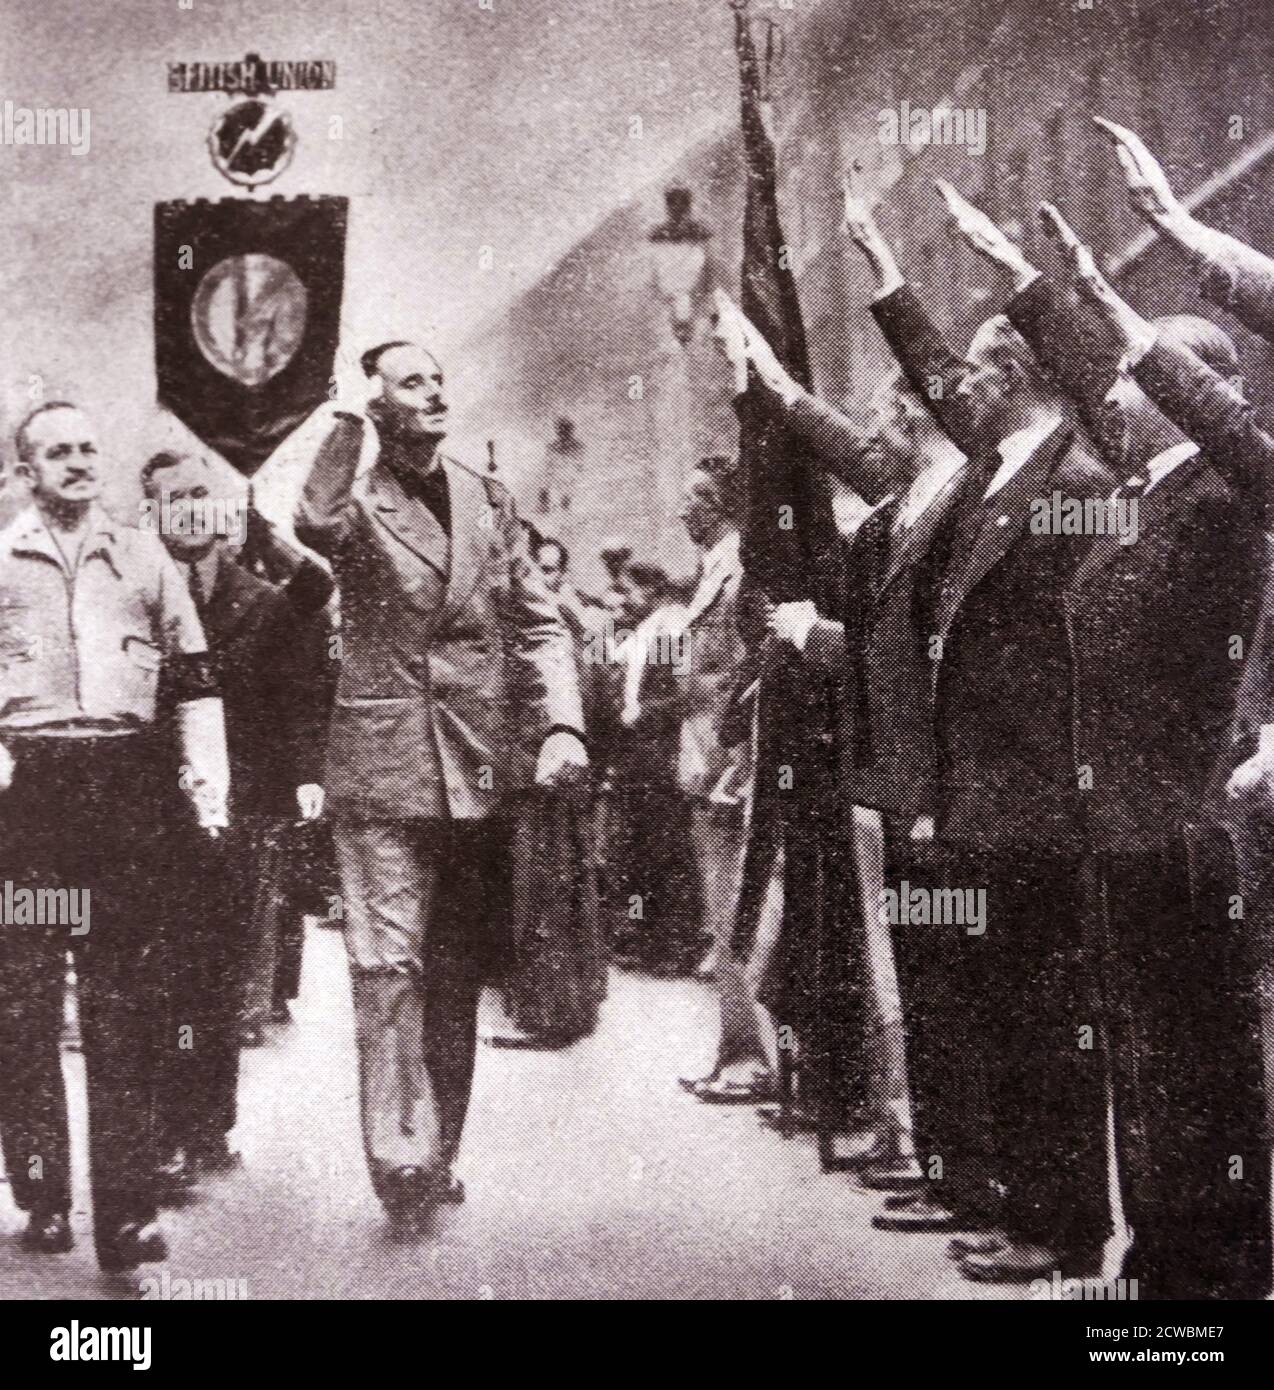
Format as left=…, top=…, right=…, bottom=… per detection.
left=8, top=110, right=1274, bottom=1300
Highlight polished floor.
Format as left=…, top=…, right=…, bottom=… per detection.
left=0, top=924, right=1027, bottom=1300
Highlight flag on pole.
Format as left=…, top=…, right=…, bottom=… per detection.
left=155, top=193, right=347, bottom=476
left=733, top=0, right=842, bottom=609
left=729, top=0, right=865, bottom=1157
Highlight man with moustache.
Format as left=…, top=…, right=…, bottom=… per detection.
left=979, top=157, right=1273, bottom=1297
left=141, top=451, right=332, bottom=1191
left=295, top=341, right=586, bottom=1223
left=0, top=402, right=228, bottom=1270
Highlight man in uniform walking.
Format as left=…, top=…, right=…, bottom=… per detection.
left=0, top=401, right=228, bottom=1271
left=296, top=342, right=586, bottom=1223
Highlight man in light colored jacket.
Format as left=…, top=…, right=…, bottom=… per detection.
left=295, top=342, right=586, bottom=1221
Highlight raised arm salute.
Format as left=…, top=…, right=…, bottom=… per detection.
left=712, top=287, right=895, bottom=504
left=1043, top=197, right=1274, bottom=521
left=1017, top=191, right=1273, bottom=1301
left=295, top=344, right=586, bottom=1226
left=1097, top=117, right=1274, bottom=347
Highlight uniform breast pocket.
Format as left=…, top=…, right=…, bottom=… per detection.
left=0, top=593, right=37, bottom=666
left=116, top=635, right=162, bottom=715
left=122, top=636, right=162, bottom=672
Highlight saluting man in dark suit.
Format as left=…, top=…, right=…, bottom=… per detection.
left=1094, top=121, right=1274, bottom=1176
left=1018, top=163, right=1273, bottom=1299
left=295, top=341, right=586, bottom=1224
left=808, top=184, right=1113, bottom=1282
left=711, top=171, right=1115, bottom=1280
left=711, top=291, right=966, bottom=1180
left=142, top=451, right=333, bottom=1193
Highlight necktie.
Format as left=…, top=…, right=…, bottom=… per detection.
left=188, top=562, right=207, bottom=618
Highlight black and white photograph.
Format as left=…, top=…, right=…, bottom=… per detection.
left=0, top=0, right=1272, bottom=1346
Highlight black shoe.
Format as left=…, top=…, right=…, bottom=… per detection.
left=958, top=1239, right=1060, bottom=1284
left=381, top=1165, right=431, bottom=1217
left=882, top=1191, right=928, bottom=1212
left=756, top=1103, right=820, bottom=1134
left=97, top=1220, right=167, bottom=1272
left=679, top=1073, right=711, bottom=1092
left=856, top=1161, right=925, bottom=1192
left=191, top=1136, right=243, bottom=1175
left=154, top=1148, right=198, bottom=1205
left=947, top=1231, right=1008, bottom=1260
left=269, top=1000, right=293, bottom=1024
left=432, top=1170, right=465, bottom=1205
left=871, top=1194, right=963, bottom=1232
left=20, top=1211, right=73, bottom=1254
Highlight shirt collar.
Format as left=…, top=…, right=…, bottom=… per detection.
left=984, top=415, right=1063, bottom=499
left=9, top=503, right=121, bottom=575
left=701, top=529, right=740, bottom=576
left=1143, top=440, right=1200, bottom=493
left=897, top=451, right=964, bottom=530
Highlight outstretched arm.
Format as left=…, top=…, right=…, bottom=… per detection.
left=1052, top=207, right=1274, bottom=517
left=855, top=176, right=976, bottom=450
left=294, top=409, right=366, bottom=560
left=938, top=182, right=1115, bottom=443
left=712, top=289, right=895, bottom=502
left=1097, top=116, right=1274, bottom=345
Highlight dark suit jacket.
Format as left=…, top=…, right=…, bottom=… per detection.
left=747, top=376, right=964, bottom=821
left=154, top=549, right=331, bottom=826
left=873, top=284, right=1114, bottom=850
left=296, top=413, right=584, bottom=821
left=199, top=554, right=332, bottom=823
left=1009, top=276, right=1274, bottom=850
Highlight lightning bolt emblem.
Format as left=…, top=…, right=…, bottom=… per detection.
left=226, top=105, right=285, bottom=167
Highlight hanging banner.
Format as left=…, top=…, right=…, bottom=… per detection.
left=154, top=193, right=347, bottom=475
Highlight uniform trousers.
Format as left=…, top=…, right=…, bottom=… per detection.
left=333, top=816, right=507, bottom=1203
left=893, top=834, right=1108, bottom=1248
left=690, top=800, right=764, bottom=1073
left=152, top=816, right=258, bottom=1156
left=0, top=734, right=163, bottom=1248
left=1098, top=825, right=1271, bottom=1299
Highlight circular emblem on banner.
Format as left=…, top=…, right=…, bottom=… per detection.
left=207, top=97, right=297, bottom=187
left=191, top=253, right=308, bottom=386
